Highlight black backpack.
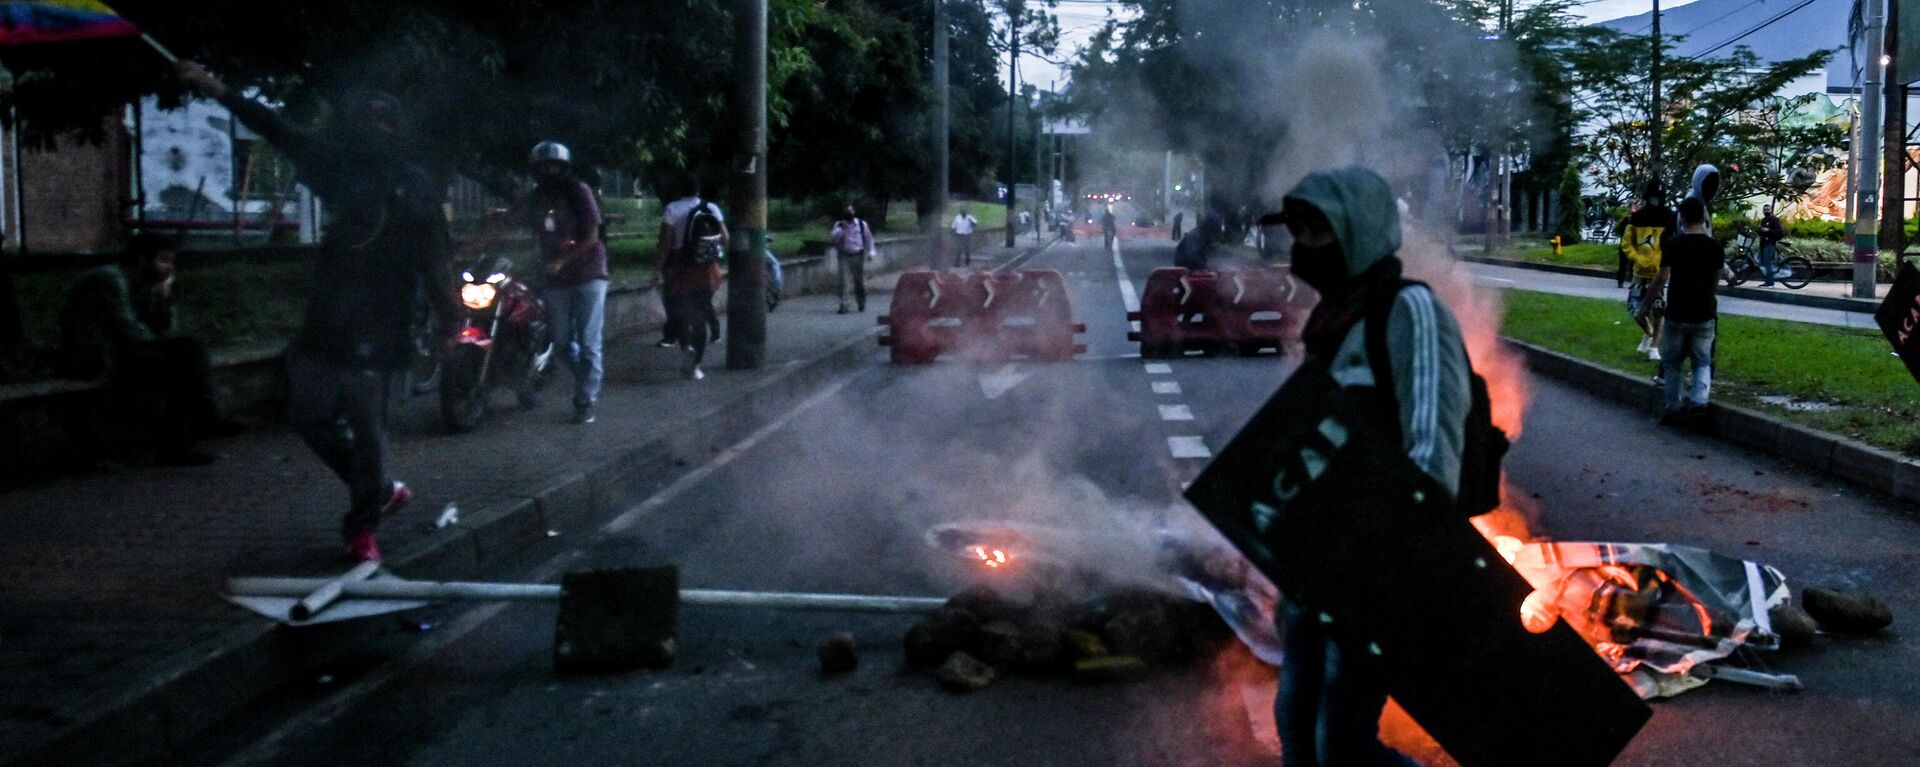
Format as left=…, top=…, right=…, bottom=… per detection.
left=679, top=200, right=726, bottom=266
left=1362, top=279, right=1510, bottom=518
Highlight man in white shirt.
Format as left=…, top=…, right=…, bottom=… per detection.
left=950, top=210, right=978, bottom=267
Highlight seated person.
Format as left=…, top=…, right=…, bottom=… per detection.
left=58, top=233, right=243, bottom=465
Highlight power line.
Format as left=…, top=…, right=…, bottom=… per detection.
left=1687, top=0, right=1823, bottom=59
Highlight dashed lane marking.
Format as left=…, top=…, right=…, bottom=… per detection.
left=1159, top=404, right=1194, bottom=421
left=1144, top=363, right=1172, bottom=374
left=1168, top=436, right=1212, bottom=459
left=1152, top=381, right=1182, bottom=395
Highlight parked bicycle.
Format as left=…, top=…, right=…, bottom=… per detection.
left=1726, top=234, right=1811, bottom=289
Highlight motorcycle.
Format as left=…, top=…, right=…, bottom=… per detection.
left=439, top=256, right=554, bottom=432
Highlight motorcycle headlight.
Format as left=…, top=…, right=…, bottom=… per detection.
left=461, top=282, right=498, bottom=310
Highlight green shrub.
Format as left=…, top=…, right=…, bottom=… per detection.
left=1784, top=219, right=1847, bottom=241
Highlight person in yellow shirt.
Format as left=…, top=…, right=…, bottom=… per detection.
left=1620, top=182, right=1676, bottom=361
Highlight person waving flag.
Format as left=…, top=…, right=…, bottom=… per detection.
left=0, top=1, right=139, bottom=46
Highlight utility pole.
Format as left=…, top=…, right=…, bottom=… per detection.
left=1856, top=0, right=1887, bottom=298
left=1004, top=1, right=1020, bottom=250
left=1034, top=84, right=1045, bottom=242
left=930, top=0, right=949, bottom=268
left=1882, top=0, right=1907, bottom=257
left=727, top=0, right=768, bottom=369
left=1650, top=0, right=1664, bottom=190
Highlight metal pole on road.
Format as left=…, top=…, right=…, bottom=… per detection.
left=1005, top=2, right=1020, bottom=250
left=728, top=0, right=769, bottom=369
left=1855, top=0, right=1887, bottom=299
left=930, top=0, right=950, bottom=268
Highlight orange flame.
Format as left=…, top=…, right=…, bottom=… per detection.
left=969, top=545, right=1010, bottom=569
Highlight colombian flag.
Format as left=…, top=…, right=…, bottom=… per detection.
left=0, top=1, right=138, bottom=46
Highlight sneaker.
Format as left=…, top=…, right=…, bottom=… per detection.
left=654, top=338, right=676, bottom=348
left=837, top=306, right=849, bottom=315
left=380, top=481, right=412, bottom=519
left=572, top=405, right=596, bottom=424
left=1648, top=348, right=1662, bottom=361
left=689, top=365, right=706, bottom=381
left=1636, top=336, right=1651, bottom=353
left=344, top=529, right=382, bottom=563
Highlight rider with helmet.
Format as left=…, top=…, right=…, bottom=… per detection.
left=523, top=141, right=608, bottom=424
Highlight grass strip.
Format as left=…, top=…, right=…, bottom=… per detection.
left=1499, top=289, right=1920, bottom=456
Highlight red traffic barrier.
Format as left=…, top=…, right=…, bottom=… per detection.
left=1125, top=266, right=1312, bottom=358
left=880, top=269, right=1087, bottom=364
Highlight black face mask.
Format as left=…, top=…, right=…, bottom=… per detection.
left=1291, top=242, right=1348, bottom=294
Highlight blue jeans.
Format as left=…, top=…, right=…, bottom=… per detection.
left=1660, top=319, right=1715, bottom=412
left=1758, top=242, right=1778, bottom=283
left=1275, top=605, right=1421, bottom=767
left=544, top=279, right=607, bottom=409
left=287, top=353, right=393, bottom=534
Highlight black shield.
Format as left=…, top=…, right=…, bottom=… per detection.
left=1876, top=261, right=1920, bottom=389
left=1184, top=361, right=1650, bottom=767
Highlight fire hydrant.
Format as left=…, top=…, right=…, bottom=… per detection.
left=1550, top=235, right=1563, bottom=255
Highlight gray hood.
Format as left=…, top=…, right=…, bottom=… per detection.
left=1282, top=165, right=1401, bottom=277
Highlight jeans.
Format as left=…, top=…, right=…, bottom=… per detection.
left=837, top=249, right=867, bottom=311
left=544, top=279, right=608, bottom=409
left=1660, top=318, right=1715, bottom=412
left=952, top=232, right=972, bottom=266
left=1758, top=242, right=1778, bottom=283
left=287, top=353, right=393, bottom=534
left=1275, top=605, right=1421, bottom=767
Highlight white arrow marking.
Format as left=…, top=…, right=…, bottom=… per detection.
left=977, top=363, right=1034, bottom=400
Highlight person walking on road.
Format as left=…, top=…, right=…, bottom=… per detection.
left=1273, top=165, right=1469, bottom=767
left=57, top=233, right=246, bottom=466
left=950, top=209, right=978, bottom=267
left=1646, top=198, right=1730, bottom=426
left=176, top=61, right=459, bottom=563
left=831, top=203, right=874, bottom=314
left=1622, top=182, right=1675, bottom=361
left=1101, top=204, right=1119, bottom=250
left=1757, top=203, right=1786, bottom=287
left=658, top=176, right=728, bottom=381
left=1171, top=210, right=1185, bottom=240
left=525, top=141, right=607, bottom=424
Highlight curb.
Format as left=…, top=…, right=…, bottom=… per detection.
left=8, top=234, right=1055, bottom=767
left=1465, top=255, right=1883, bottom=314
left=1502, top=338, right=1920, bottom=507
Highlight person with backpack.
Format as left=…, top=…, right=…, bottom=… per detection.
left=656, top=174, right=728, bottom=381
left=525, top=141, right=607, bottom=424
left=830, top=203, right=874, bottom=314
left=176, top=61, right=460, bottom=563
left=1270, top=165, right=1476, bottom=767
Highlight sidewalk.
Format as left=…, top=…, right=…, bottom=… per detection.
left=0, top=241, right=1045, bottom=766
left=1463, top=253, right=1884, bottom=318
left=1467, top=260, right=1884, bottom=331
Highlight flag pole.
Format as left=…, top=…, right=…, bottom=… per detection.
left=138, top=33, right=178, bottom=64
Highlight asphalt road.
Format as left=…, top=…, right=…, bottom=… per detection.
left=170, top=238, right=1920, bottom=767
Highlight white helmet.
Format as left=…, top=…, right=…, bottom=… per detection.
left=529, top=140, right=572, bottom=170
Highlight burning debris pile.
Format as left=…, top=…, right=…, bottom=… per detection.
left=903, top=582, right=1235, bottom=692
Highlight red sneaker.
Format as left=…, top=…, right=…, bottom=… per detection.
left=380, top=481, right=412, bottom=519
left=344, top=529, right=382, bottom=562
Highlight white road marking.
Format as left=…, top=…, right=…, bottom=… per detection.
left=1159, top=404, right=1195, bottom=421
left=1112, top=241, right=1141, bottom=331
left=1168, top=436, right=1212, bottom=459
left=1152, top=381, right=1182, bottom=395
left=1144, top=363, right=1173, bottom=375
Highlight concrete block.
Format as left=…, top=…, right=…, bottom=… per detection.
left=1774, top=421, right=1837, bottom=476
left=1712, top=407, right=1780, bottom=455
left=1891, top=459, right=1920, bottom=505
left=1830, top=442, right=1902, bottom=497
